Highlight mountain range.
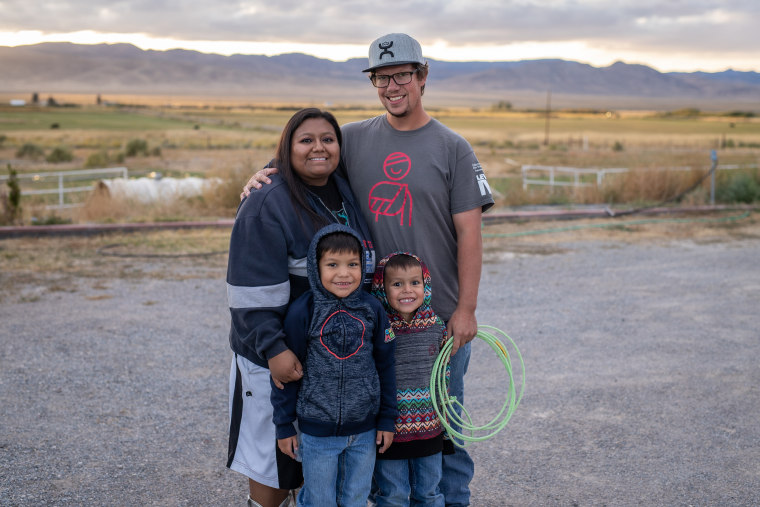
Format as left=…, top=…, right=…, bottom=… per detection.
left=1, top=43, right=759, bottom=110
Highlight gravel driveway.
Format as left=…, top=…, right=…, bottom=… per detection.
left=1, top=219, right=759, bottom=506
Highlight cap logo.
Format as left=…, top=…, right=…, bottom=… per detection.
left=378, top=41, right=394, bottom=60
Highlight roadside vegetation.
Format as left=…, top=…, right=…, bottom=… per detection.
left=1, top=100, right=759, bottom=226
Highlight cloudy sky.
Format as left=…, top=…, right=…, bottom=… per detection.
left=1, top=0, right=758, bottom=72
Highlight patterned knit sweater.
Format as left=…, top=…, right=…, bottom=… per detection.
left=371, top=252, right=448, bottom=460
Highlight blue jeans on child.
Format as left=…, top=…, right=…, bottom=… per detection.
left=440, top=342, right=475, bottom=507
left=374, top=453, right=444, bottom=507
left=298, top=429, right=376, bottom=507
left=369, top=342, right=475, bottom=507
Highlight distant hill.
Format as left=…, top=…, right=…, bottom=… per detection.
left=1, top=42, right=759, bottom=110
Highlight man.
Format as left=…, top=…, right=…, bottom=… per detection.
left=243, top=33, right=494, bottom=507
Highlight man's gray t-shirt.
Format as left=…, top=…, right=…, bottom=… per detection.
left=341, top=115, right=494, bottom=321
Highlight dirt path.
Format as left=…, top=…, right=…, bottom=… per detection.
left=1, top=210, right=759, bottom=505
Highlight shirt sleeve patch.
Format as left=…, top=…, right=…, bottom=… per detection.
left=385, top=327, right=396, bottom=343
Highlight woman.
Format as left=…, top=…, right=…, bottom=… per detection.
left=226, top=108, right=376, bottom=507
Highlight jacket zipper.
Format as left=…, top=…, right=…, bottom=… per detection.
left=336, top=301, right=345, bottom=432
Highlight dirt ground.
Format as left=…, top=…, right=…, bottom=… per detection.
left=1, top=209, right=759, bottom=506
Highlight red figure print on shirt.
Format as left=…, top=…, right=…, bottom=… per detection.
left=368, top=152, right=413, bottom=226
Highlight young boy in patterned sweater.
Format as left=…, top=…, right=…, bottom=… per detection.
left=371, top=252, right=451, bottom=507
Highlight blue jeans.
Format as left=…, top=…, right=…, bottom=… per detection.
left=298, top=429, right=376, bottom=507
left=374, top=453, right=444, bottom=507
left=440, top=342, right=475, bottom=507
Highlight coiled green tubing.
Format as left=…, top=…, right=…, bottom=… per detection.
left=430, top=325, right=525, bottom=448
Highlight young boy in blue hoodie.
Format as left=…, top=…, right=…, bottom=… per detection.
left=271, top=223, right=397, bottom=507
left=370, top=252, right=450, bottom=507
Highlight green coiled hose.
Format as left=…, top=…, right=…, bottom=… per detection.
left=430, top=325, right=525, bottom=448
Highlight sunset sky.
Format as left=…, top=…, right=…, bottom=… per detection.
left=1, top=0, right=757, bottom=73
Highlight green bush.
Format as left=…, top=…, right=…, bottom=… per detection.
left=491, top=100, right=513, bottom=111
left=85, top=150, right=111, bottom=168
left=31, top=215, right=72, bottom=225
left=716, top=172, right=760, bottom=203
left=1, top=164, right=22, bottom=225
left=125, top=138, right=149, bottom=157
left=724, top=111, right=756, bottom=118
left=16, top=142, right=45, bottom=159
left=45, top=146, right=74, bottom=163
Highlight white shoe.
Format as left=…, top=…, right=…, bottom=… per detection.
left=281, top=489, right=297, bottom=507
left=246, top=490, right=296, bottom=507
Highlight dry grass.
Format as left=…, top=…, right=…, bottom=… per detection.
left=0, top=227, right=231, bottom=303
left=2, top=103, right=759, bottom=224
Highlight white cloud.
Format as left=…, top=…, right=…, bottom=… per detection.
left=0, top=0, right=758, bottom=71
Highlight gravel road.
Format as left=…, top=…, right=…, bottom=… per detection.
left=2, top=222, right=759, bottom=506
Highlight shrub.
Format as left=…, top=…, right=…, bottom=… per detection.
left=725, top=111, right=756, bottom=118
left=16, top=142, right=45, bottom=159
left=46, top=146, right=74, bottom=163
left=85, top=150, right=111, bottom=168
left=31, top=215, right=72, bottom=225
left=612, top=141, right=624, bottom=152
left=660, top=108, right=701, bottom=118
left=1, top=164, right=22, bottom=225
left=492, top=100, right=513, bottom=111
left=716, top=172, right=760, bottom=203
left=0, top=134, right=7, bottom=147
left=125, top=138, right=149, bottom=157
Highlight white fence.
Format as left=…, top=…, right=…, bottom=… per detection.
left=522, top=163, right=757, bottom=190
left=521, top=165, right=628, bottom=190
left=0, top=167, right=128, bottom=209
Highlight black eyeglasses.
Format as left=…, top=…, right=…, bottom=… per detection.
left=369, top=69, right=419, bottom=88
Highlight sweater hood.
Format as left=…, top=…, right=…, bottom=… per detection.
left=307, top=223, right=368, bottom=306
left=371, top=251, right=444, bottom=332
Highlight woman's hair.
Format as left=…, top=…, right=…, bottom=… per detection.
left=275, top=108, right=342, bottom=230
left=316, top=232, right=362, bottom=264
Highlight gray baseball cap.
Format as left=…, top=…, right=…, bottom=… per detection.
left=363, top=33, right=426, bottom=72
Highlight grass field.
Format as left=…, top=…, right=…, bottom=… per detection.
left=1, top=101, right=759, bottom=225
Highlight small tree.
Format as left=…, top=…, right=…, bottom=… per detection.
left=125, top=138, right=149, bottom=157
left=2, top=164, right=22, bottom=224
left=492, top=100, right=513, bottom=111
left=46, top=146, right=74, bottom=163
left=16, top=142, right=45, bottom=159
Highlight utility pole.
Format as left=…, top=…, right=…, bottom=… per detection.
left=543, top=90, right=551, bottom=146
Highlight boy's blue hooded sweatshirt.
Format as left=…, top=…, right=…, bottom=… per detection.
left=271, top=223, right=397, bottom=440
